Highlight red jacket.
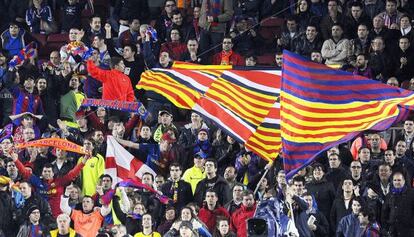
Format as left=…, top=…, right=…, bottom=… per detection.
left=230, top=203, right=256, bottom=237
left=198, top=206, right=230, bottom=232
left=87, top=60, right=135, bottom=102
left=212, top=51, right=245, bottom=66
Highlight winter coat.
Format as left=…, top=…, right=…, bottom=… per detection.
left=194, top=176, right=231, bottom=207
left=198, top=206, right=230, bottom=233
left=306, top=178, right=337, bottom=223
left=161, top=180, right=194, bottom=211
left=230, top=203, right=256, bottom=237
left=381, top=187, right=414, bottom=237
left=336, top=214, right=360, bottom=237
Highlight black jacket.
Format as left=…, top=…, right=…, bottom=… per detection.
left=330, top=196, right=352, bottom=233
left=161, top=179, right=194, bottom=211
left=306, top=178, right=336, bottom=224
left=381, top=187, right=414, bottom=237
left=0, top=191, right=17, bottom=236
left=112, top=196, right=142, bottom=235
left=194, top=175, right=231, bottom=207
left=16, top=193, right=54, bottom=229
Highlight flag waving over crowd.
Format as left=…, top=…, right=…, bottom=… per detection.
left=137, top=63, right=281, bottom=161
left=281, top=50, right=414, bottom=177
left=105, top=136, right=156, bottom=185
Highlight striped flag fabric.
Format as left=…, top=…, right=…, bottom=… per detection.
left=8, top=42, right=37, bottom=68
left=137, top=63, right=281, bottom=161
left=281, top=50, right=414, bottom=177
left=105, top=136, right=156, bottom=185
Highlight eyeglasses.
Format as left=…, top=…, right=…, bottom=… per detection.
left=351, top=166, right=362, bottom=169
left=166, top=4, right=175, bottom=7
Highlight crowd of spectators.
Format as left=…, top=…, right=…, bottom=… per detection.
left=0, top=0, right=414, bottom=236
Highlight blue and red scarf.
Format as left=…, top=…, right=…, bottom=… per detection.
left=207, top=0, right=221, bottom=27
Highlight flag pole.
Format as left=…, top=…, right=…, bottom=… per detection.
left=253, top=161, right=274, bottom=195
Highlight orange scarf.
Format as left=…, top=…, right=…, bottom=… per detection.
left=177, top=0, right=191, bottom=8
left=220, top=50, right=233, bottom=65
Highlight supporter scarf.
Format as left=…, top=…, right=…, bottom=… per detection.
left=0, top=123, right=13, bottom=143
left=8, top=42, right=36, bottom=68
left=220, top=50, right=233, bottom=65
left=391, top=186, right=406, bottom=194
left=170, top=181, right=179, bottom=203
left=80, top=98, right=149, bottom=121
left=207, top=0, right=221, bottom=27
left=15, top=138, right=87, bottom=155
left=101, top=179, right=170, bottom=205
left=127, top=213, right=142, bottom=220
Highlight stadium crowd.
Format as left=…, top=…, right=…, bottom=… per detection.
left=0, top=0, right=414, bottom=236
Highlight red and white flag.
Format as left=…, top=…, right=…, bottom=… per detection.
left=105, top=136, right=156, bottom=186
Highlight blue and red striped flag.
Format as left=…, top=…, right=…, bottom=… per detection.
left=8, top=42, right=37, bottom=68
left=281, top=50, right=414, bottom=178
left=137, top=62, right=281, bottom=162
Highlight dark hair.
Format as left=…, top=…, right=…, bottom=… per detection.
left=400, top=14, right=411, bottom=22
left=359, top=207, right=376, bottom=222
left=171, top=9, right=181, bottom=17
left=332, top=23, right=343, bottom=30
left=386, top=0, right=397, bottom=4
left=142, top=172, right=154, bottom=181
left=241, top=189, right=254, bottom=197
left=312, top=162, right=325, bottom=172
left=292, top=176, right=305, bottom=184
left=100, top=174, right=113, bottom=182
left=108, top=115, right=120, bottom=123
left=110, top=57, right=123, bottom=69
left=350, top=1, right=363, bottom=8
left=124, top=44, right=137, bottom=53
left=351, top=196, right=365, bottom=207
left=205, top=158, right=217, bottom=169
left=93, top=34, right=105, bottom=41
left=232, top=183, right=245, bottom=191
left=89, top=15, right=101, bottom=22
left=206, top=188, right=218, bottom=197
left=43, top=163, right=54, bottom=169
left=169, top=162, right=182, bottom=171
left=164, top=0, right=176, bottom=6
left=399, top=36, right=410, bottom=42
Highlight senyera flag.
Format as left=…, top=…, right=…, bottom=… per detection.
left=105, top=136, right=156, bottom=185
left=137, top=62, right=282, bottom=162
left=281, top=50, right=414, bottom=178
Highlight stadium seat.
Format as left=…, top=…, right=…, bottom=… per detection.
left=47, top=33, right=69, bottom=43
left=31, top=33, right=47, bottom=46
left=257, top=54, right=275, bottom=66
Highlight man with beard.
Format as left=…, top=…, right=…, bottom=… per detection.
left=349, top=24, right=371, bottom=66
left=353, top=54, right=373, bottom=78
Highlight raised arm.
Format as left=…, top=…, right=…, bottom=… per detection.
left=87, top=60, right=110, bottom=83
left=60, top=186, right=73, bottom=215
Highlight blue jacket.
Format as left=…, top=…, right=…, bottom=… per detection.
left=336, top=213, right=360, bottom=237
